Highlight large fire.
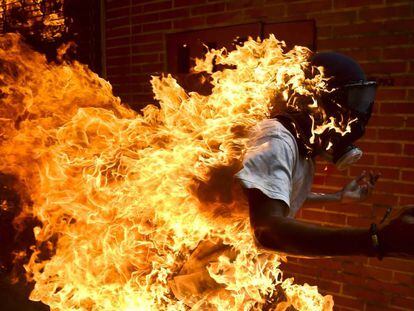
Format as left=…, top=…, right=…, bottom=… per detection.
left=0, top=33, right=337, bottom=310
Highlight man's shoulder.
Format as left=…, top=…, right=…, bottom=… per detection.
left=251, top=119, right=297, bottom=147
left=244, top=119, right=300, bottom=165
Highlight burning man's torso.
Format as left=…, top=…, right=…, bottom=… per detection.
left=235, top=119, right=315, bottom=217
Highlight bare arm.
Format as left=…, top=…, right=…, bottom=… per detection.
left=305, top=191, right=341, bottom=206
left=247, top=188, right=373, bottom=257
left=305, top=171, right=381, bottom=206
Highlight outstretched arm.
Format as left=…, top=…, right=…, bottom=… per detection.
left=248, top=188, right=414, bottom=258
left=305, top=171, right=381, bottom=207
left=247, top=188, right=373, bottom=257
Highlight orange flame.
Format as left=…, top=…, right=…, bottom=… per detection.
left=0, top=0, right=65, bottom=41
left=0, top=33, right=334, bottom=310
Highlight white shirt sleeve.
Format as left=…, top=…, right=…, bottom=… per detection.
left=235, top=137, right=296, bottom=208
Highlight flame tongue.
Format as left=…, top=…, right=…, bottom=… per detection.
left=0, top=33, right=333, bottom=310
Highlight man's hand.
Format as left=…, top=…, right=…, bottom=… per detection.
left=341, top=171, right=381, bottom=204
left=379, top=205, right=414, bottom=258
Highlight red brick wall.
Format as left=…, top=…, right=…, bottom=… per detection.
left=104, top=1, right=414, bottom=310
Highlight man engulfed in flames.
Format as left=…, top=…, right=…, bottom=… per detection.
left=0, top=32, right=413, bottom=311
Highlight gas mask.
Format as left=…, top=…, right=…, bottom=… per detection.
left=324, top=80, right=377, bottom=170
left=276, top=52, right=378, bottom=169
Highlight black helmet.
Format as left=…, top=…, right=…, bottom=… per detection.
left=311, top=52, right=377, bottom=169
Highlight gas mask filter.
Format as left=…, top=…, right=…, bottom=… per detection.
left=334, top=145, right=363, bottom=171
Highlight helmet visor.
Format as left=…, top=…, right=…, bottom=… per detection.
left=344, top=81, right=377, bottom=114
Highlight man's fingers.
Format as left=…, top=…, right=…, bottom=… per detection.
left=369, top=171, right=381, bottom=185
left=355, top=170, right=367, bottom=183
left=360, top=184, right=370, bottom=197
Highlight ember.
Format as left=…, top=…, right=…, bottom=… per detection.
left=0, top=33, right=338, bottom=310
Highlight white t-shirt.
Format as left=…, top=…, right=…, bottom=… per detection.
left=235, top=119, right=315, bottom=217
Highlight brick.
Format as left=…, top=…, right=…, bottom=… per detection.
left=375, top=180, right=414, bottom=195
left=130, top=74, right=152, bottom=84
left=106, top=75, right=131, bottom=85
left=107, top=57, right=130, bottom=67
left=404, top=144, right=414, bottom=154
left=334, top=0, right=384, bottom=8
left=393, top=75, right=414, bottom=87
left=191, top=3, right=225, bottom=15
left=131, top=33, right=163, bottom=43
left=344, top=48, right=382, bottom=61
left=301, top=210, right=347, bottom=225
left=318, top=34, right=410, bottom=50
left=323, top=175, right=351, bottom=187
left=302, top=257, right=344, bottom=270
left=205, top=11, right=243, bottom=25
left=131, top=42, right=163, bottom=54
left=366, top=278, right=414, bottom=296
left=332, top=22, right=383, bottom=37
left=158, top=8, right=190, bottom=20
left=226, top=0, right=263, bottom=11
left=370, top=193, right=398, bottom=206
left=343, top=284, right=390, bottom=304
left=357, top=141, right=402, bottom=155
left=314, top=278, right=341, bottom=293
left=360, top=4, right=413, bottom=21
left=106, top=26, right=130, bottom=38
left=378, top=129, right=414, bottom=141
left=106, top=0, right=130, bottom=10
left=365, top=304, right=404, bottom=311
left=399, top=195, right=414, bottom=205
left=142, top=21, right=171, bottom=32
left=328, top=203, right=374, bottom=217
left=131, top=4, right=143, bottom=15
left=384, top=47, right=414, bottom=60
left=370, top=115, right=406, bottom=128
left=245, top=5, right=286, bottom=19
left=354, top=154, right=376, bottom=165
left=346, top=215, right=372, bottom=227
left=131, top=53, right=159, bottom=64
left=286, top=0, right=332, bottom=15
left=364, top=265, right=394, bottom=282
left=106, top=36, right=131, bottom=47
left=113, top=83, right=137, bottom=94
left=333, top=295, right=365, bottom=310
left=376, top=89, right=406, bottom=101
left=391, top=296, right=414, bottom=310
left=351, top=166, right=399, bottom=180
left=106, top=7, right=130, bottom=20
left=362, top=61, right=407, bottom=75
left=380, top=102, right=414, bottom=114
left=402, top=170, right=414, bottom=181
left=106, top=46, right=130, bottom=58
left=143, top=1, right=172, bottom=12
left=317, top=25, right=332, bottom=38
left=174, top=0, right=206, bottom=7
left=106, top=16, right=130, bottom=29
left=131, top=24, right=142, bottom=33
left=131, top=12, right=160, bottom=24
left=308, top=10, right=357, bottom=25
left=106, top=65, right=130, bottom=75
left=383, top=19, right=414, bottom=33
left=173, top=16, right=205, bottom=29
left=141, top=62, right=164, bottom=72
left=393, top=272, right=414, bottom=285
